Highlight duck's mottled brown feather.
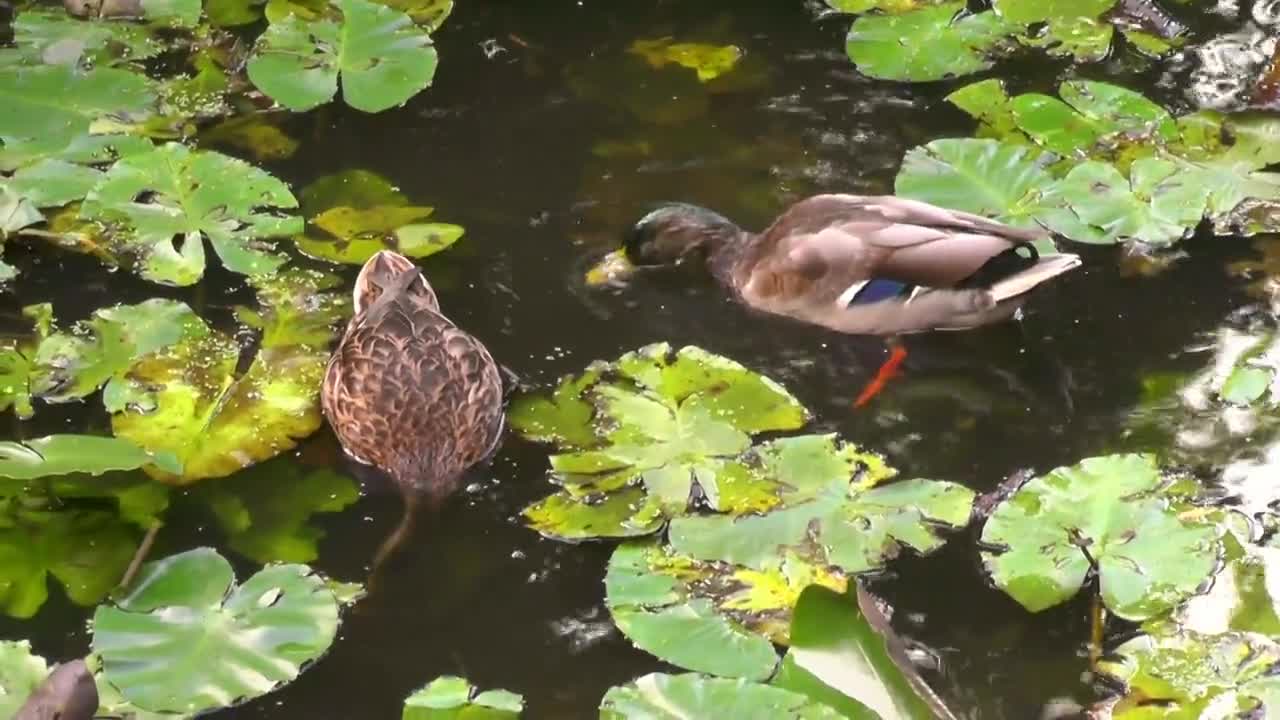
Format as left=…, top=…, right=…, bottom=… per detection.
left=322, top=251, right=503, bottom=493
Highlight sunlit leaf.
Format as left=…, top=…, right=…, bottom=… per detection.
left=670, top=438, right=972, bottom=575
left=247, top=0, right=437, bottom=113
left=0, top=65, right=154, bottom=144
left=0, top=133, right=152, bottom=174
left=0, top=435, right=178, bottom=480
left=0, top=640, right=50, bottom=719
left=372, top=0, right=451, bottom=30
left=0, top=305, right=52, bottom=418
left=92, top=548, right=340, bottom=715
left=79, top=143, right=300, bottom=286
left=781, top=585, right=951, bottom=720
left=8, top=10, right=162, bottom=67
left=845, top=3, right=1014, bottom=82
left=1096, top=628, right=1280, bottom=718
left=600, top=672, right=844, bottom=719
left=980, top=454, right=1220, bottom=620
left=605, top=540, right=846, bottom=679
left=111, top=270, right=348, bottom=483
left=403, top=676, right=523, bottom=719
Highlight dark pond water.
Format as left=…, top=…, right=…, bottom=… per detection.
left=1, top=1, right=1272, bottom=718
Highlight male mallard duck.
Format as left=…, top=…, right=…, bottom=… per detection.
left=322, top=250, right=504, bottom=571
left=608, top=194, right=1081, bottom=335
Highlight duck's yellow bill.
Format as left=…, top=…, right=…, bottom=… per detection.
left=585, top=248, right=635, bottom=287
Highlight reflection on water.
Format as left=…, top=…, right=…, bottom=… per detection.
left=4, top=0, right=1279, bottom=718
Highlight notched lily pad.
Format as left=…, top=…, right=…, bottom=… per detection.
left=846, top=2, right=1014, bottom=82
left=605, top=539, right=846, bottom=679
left=669, top=435, right=971, bottom=575
left=247, top=0, right=437, bottom=113
left=510, top=344, right=809, bottom=539
left=92, top=547, right=342, bottom=715
left=600, top=672, right=844, bottom=719
left=79, top=142, right=301, bottom=286
left=403, top=676, right=523, bottom=719
left=979, top=453, right=1221, bottom=620
left=293, top=169, right=464, bottom=265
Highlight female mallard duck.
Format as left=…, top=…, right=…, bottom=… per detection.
left=610, top=194, right=1081, bottom=335
left=322, top=250, right=504, bottom=572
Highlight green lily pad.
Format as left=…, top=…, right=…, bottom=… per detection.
left=669, top=436, right=972, bottom=575
left=194, top=460, right=359, bottom=564
left=298, top=168, right=406, bottom=216
left=0, top=435, right=178, bottom=480
left=605, top=539, right=847, bottom=679
left=780, top=585, right=953, bottom=720
left=1096, top=628, right=1280, bottom=717
left=403, top=676, right=523, bottom=719
left=991, top=0, right=1114, bottom=24
left=7, top=10, right=162, bottom=68
left=79, top=143, right=301, bottom=286
left=368, top=0, right=450, bottom=30
left=1179, top=528, right=1280, bottom=636
left=600, top=673, right=844, bottom=719
left=979, top=453, right=1221, bottom=620
left=0, top=506, right=140, bottom=618
left=32, top=298, right=208, bottom=412
left=1051, top=158, right=1211, bottom=245
left=511, top=344, right=808, bottom=538
left=7, top=159, right=104, bottom=208
left=628, top=38, right=743, bottom=83
left=205, top=0, right=267, bottom=25
left=0, top=640, right=50, bottom=719
left=845, top=3, right=1015, bottom=82
left=0, top=65, right=155, bottom=145
left=247, top=0, right=437, bottom=113
left=92, top=548, right=340, bottom=715
left=827, top=0, right=946, bottom=13
left=111, top=270, right=348, bottom=483
left=0, top=133, right=153, bottom=174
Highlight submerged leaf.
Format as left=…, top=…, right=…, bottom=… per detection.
left=79, top=143, right=301, bottom=286
left=0, top=305, right=52, bottom=418
left=195, top=461, right=359, bottom=564
left=93, top=548, right=340, bottom=715
left=600, top=672, right=844, bottom=719
left=628, top=38, right=743, bottom=82
left=0, top=506, right=140, bottom=618
left=201, top=113, right=299, bottom=162
left=980, top=454, right=1220, bottom=620
left=402, top=676, right=523, bottom=719
left=248, top=0, right=437, bottom=113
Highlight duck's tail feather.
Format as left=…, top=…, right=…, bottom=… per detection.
left=987, top=254, right=1081, bottom=303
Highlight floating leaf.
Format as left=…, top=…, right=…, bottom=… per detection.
left=372, top=0, right=451, bottom=30
left=0, top=506, right=140, bottom=618
left=403, top=676, right=523, bottom=719
left=1179, top=528, right=1280, bottom=636
left=600, top=672, right=843, bottom=719
left=0, top=132, right=153, bottom=173
left=0, top=435, right=178, bottom=480
left=628, top=38, right=743, bottom=82
left=605, top=540, right=846, bottom=679
left=1096, top=628, right=1280, bottom=718
left=845, top=3, right=1014, bottom=82
left=112, top=270, right=348, bottom=483
left=980, top=454, right=1220, bottom=620
left=247, top=0, right=438, bottom=113
left=92, top=548, right=340, bottom=715
left=0, top=65, right=154, bottom=145
left=1051, top=159, right=1210, bottom=245
left=7, top=159, right=103, bottom=208
left=512, top=344, right=808, bottom=538
left=991, top=0, right=1115, bottom=25
left=194, top=461, right=359, bottom=564
left=781, top=585, right=953, bottom=720
left=79, top=143, right=300, bottom=286
left=0, top=640, right=50, bottom=719
left=205, top=0, right=266, bottom=25
left=827, top=0, right=946, bottom=13
left=298, top=168, right=406, bottom=216
left=7, top=10, right=162, bottom=67
left=32, top=298, right=207, bottom=411
left=0, top=183, right=41, bottom=239
left=669, top=435, right=970, bottom=575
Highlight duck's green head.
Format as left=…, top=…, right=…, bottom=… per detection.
left=623, top=203, right=739, bottom=266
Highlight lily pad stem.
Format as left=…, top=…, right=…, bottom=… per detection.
left=119, top=520, right=161, bottom=591
left=1089, top=585, right=1105, bottom=667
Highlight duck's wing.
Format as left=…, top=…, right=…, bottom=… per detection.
left=736, top=195, right=1077, bottom=335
